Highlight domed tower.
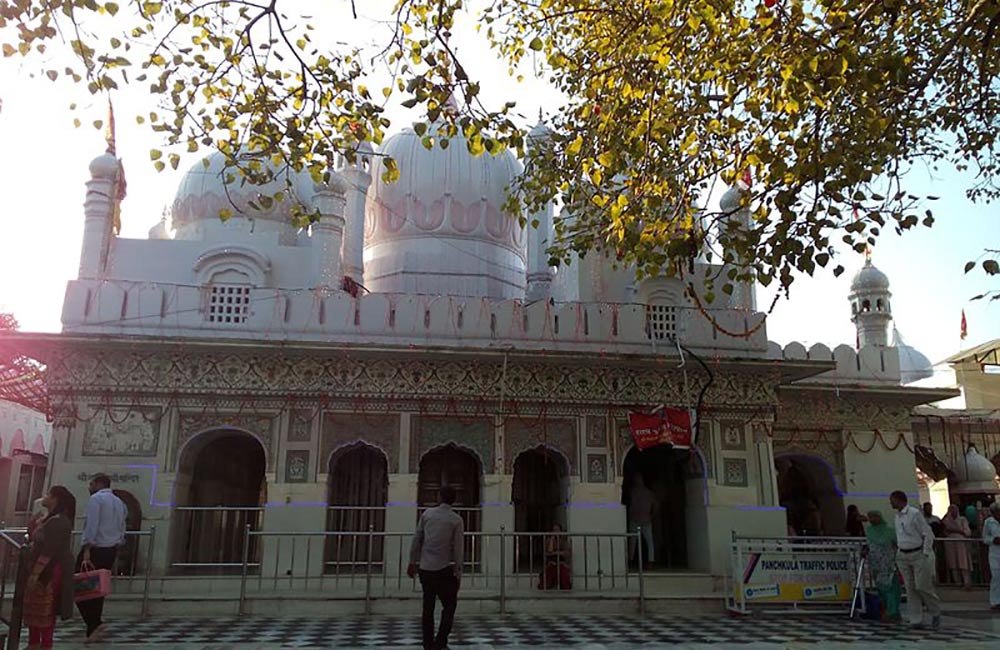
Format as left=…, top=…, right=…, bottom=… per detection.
left=525, top=119, right=554, bottom=302
left=363, top=126, right=526, bottom=299
left=170, top=151, right=318, bottom=245
left=79, top=152, right=121, bottom=279
left=718, top=184, right=757, bottom=311
left=337, top=141, right=373, bottom=284
left=849, top=258, right=892, bottom=348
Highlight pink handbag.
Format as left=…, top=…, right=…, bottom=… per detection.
left=73, top=565, right=112, bottom=603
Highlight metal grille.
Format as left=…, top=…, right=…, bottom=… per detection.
left=208, top=285, right=251, bottom=324
left=646, top=304, right=676, bottom=340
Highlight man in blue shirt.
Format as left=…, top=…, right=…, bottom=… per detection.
left=76, top=473, right=127, bottom=642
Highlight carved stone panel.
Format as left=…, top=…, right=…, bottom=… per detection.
left=175, top=412, right=277, bottom=469
left=285, top=450, right=310, bottom=483
left=587, top=454, right=608, bottom=483
left=504, top=418, right=578, bottom=475
left=586, top=416, right=607, bottom=448
left=83, top=408, right=160, bottom=457
left=321, top=413, right=400, bottom=473
left=411, top=416, right=494, bottom=473
left=288, top=408, right=315, bottom=442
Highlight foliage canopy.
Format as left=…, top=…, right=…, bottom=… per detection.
left=2, top=0, right=998, bottom=300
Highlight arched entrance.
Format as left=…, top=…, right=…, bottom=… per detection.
left=418, top=444, right=482, bottom=571
left=622, top=445, right=689, bottom=569
left=775, top=454, right=845, bottom=536
left=512, top=447, right=569, bottom=570
left=325, top=442, right=388, bottom=573
left=112, top=490, right=143, bottom=576
left=173, top=429, right=266, bottom=573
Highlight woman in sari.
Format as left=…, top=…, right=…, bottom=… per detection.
left=538, top=523, right=572, bottom=590
left=24, top=486, right=76, bottom=650
left=863, top=510, right=901, bottom=622
left=942, top=505, right=972, bottom=588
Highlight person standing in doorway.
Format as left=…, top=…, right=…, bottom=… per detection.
left=77, top=473, right=127, bottom=642
left=628, top=474, right=655, bottom=568
left=891, top=490, right=942, bottom=629
left=982, top=501, right=1000, bottom=610
left=408, top=485, right=464, bottom=650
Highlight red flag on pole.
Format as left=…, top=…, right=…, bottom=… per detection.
left=961, top=309, right=968, bottom=340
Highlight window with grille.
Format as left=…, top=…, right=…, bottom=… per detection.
left=646, top=304, right=676, bottom=341
left=207, top=284, right=251, bottom=324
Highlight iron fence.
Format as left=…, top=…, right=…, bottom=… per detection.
left=933, top=537, right=994, bottom=588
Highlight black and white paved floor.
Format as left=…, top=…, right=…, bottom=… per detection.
left=51, top=613, right=1000, bottom=647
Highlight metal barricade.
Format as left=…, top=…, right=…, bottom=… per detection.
left=0, top=530, right=30, bottom=650
left=235, top=527, right=644, bottom=616
left=934, top=537, right=993, bottom=587
left=170, top=507, right=263, bottom=574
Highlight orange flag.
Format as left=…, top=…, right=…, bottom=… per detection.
left=961, top=309, right=968, bottom=340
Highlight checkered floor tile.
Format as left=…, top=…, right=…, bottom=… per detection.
left=51, top=614, right=1000, bottom=647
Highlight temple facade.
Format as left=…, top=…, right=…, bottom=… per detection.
left=0, top=123, right=963, bottom=604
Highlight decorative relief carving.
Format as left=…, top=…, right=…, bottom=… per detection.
left=721, top=423, right=746, bottom=451
left=411, top=416, right=494, bottom=472
left=504, top=418, right=578, bottom=475
left=288, top=408, right=314, bottom=442
left=587, top=454, right=608, bottom=483
left=83, top=408, right=160, bottom=457
left=175, top=412, right=276, bottom=468
left=722, top=457, right=749, bottom=487
left=46, top=349, right=779, bottom=409
left=586, top=416, right=607, bottom=448
left=285, top=450, right=310, bottom=483
left=321, top=413, right=400, bottom=473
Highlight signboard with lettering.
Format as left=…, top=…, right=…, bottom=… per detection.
left=736, top=551, right=854, bottom=603
left=628, top=407, right=693, bottom=450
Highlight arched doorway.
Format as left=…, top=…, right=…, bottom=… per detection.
left=621, top=445, right=689, bottom=569
left=418, top=445, right=482, bottom=571
left=112, top=490, right=143, bottom=576
left=512, top=447, right=569, bottom=570
left=775, top=454, right=845, bottom=536
left=173, top=429, right=266, bottom=573
left=325, top=442, right=388, bottom=573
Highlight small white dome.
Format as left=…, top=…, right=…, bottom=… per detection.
left=148, top=218, right=171, bottom=240
left=953, top=445, right=1000, bottom=493
left=528, top=119, right=553, bottom=142
left=850, top=259, right=890, bottom=292
left=719, top=186, right=744, bottom=213
left=170, top=151, right=326, bottom=237
left=892, top=328, right=933, bottom=384
left=89, top=153, right=119, bottom=179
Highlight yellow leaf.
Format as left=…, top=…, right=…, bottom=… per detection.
left=566, top=135, right=583, bottom=156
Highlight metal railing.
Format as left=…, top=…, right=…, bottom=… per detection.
left=170, top=507, right=263, bottom=574
left=0, top=530, right=29, bottom=650
left=232, top=526, right=645, bottom=615
left=934, top=537, right=994, bottom=588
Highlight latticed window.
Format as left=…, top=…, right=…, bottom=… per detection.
left=646, top=304, right=676, bottom=341
left=207, top=284, right=251, bottom=324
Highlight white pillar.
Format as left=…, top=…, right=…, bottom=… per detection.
left=338, top=147, right=373, bottom=283
left=312, top=177, right=348, bottom=287
left=525, top=201, right=554, bottom=302
left=719, top=186, right=757, bottom=312
left=79, top=153, right=118, bottom=279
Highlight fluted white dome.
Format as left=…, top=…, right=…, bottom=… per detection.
left=89, top=152, right=119, bottom=179
left=953, top=445, right=1000, bottom=494
left=170, top=151, right=324, bottom=241
left=851, top=259, right=890, bottom=292
left=892, top=328, right=933, bottom=384
left=363, top=126, right=526, bottom=298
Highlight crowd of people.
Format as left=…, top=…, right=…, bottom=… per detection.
left=845, top=494, right=1000, bottom=626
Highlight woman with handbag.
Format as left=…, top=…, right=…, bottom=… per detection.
left=24, top=486, right=76, bottom=650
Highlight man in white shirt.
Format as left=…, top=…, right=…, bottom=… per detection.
left=76, top=473, right=127, bottom=642
left=891, top=490, right=942, bottom=628
left=982, top=501, right=1000, bottom=609
left=408, top=485, right=464, bottom=650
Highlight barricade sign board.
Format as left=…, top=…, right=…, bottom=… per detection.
left=727, top=536, right=865, bottom=614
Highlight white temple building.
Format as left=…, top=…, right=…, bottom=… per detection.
left=0, top=123, right=965, bottom=611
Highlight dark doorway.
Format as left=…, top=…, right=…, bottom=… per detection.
left=173, top=430, right=266, bottom=573
left=621, top=445, right=688, bottom=569
left=775, top=454, right=845, bottom=536
left=418, top=444, right=482, bottom=571
left=325, top=442, right=388, bottom=573
left=512, top=447, right=568, bottom=570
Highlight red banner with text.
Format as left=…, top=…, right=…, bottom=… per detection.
left=628, top=408, right=693, bottom=450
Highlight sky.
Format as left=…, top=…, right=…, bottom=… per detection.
left=0, top=2, right=996, bottom=379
